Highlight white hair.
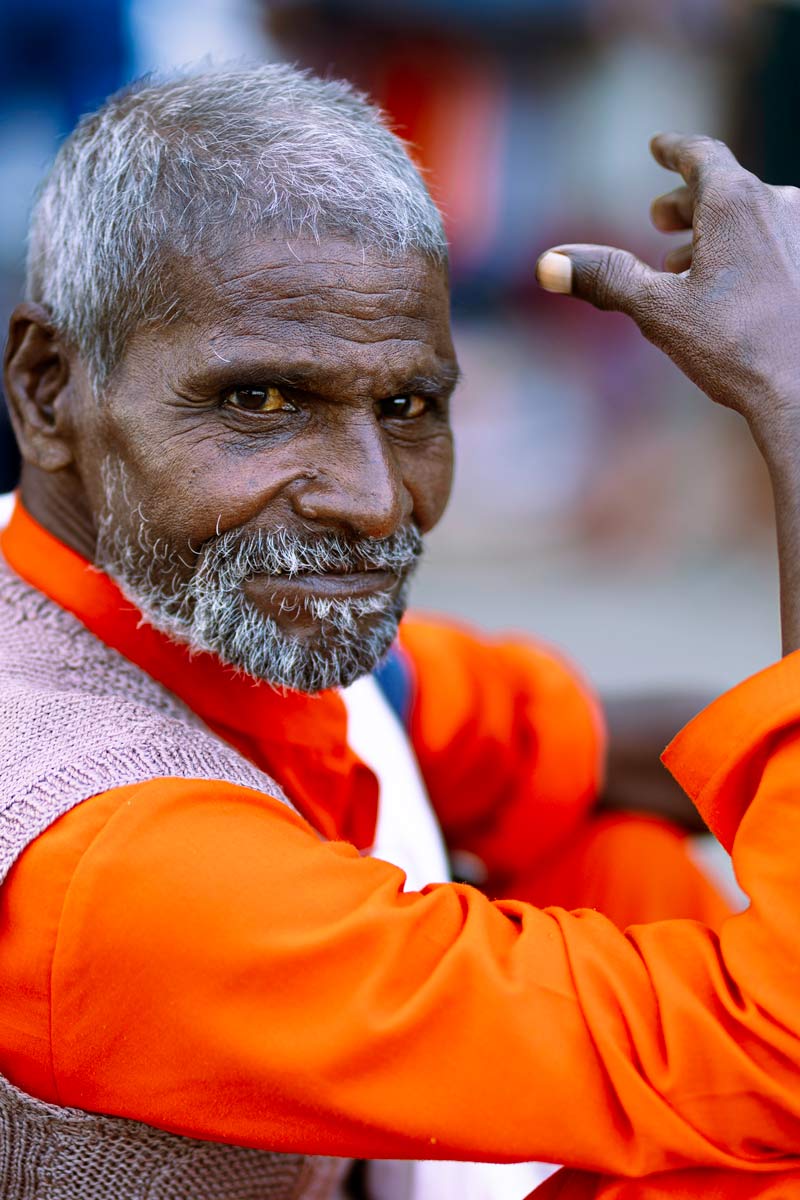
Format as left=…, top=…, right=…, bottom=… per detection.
left=26, top=62, right=448, bottom=389
left=95, top=459, right=423, bottom=692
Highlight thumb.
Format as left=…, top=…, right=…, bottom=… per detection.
left=536, top=243, right=671, bottom=321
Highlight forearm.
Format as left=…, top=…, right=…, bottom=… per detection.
left=751, top=414, right=800, bottom=655
left=46, top=719, right=800, bottom=1175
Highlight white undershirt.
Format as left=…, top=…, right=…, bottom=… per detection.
left=340, top=675, right=557, bottom=1200
left=341, top=674, right=450, bottom=891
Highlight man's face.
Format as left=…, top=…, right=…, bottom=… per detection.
left=76, top=236, right=457, bottom=690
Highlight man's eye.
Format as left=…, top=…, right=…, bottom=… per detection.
left=379, top=394, right=430, bottom=420
left=222, top=386, right=296, bottom=413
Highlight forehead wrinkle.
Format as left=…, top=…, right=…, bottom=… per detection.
left=201, top=290, right=449, bottom=355
left=202, top=256, right=444, bottom=307
left=214, top=282, right=442, bottom=325
left=196, top=253, right=447, bottom=310
left=213, top=271, right=434, bottom=299
left=216, top=313, right=442, bottom=348
left=169, top=245, right=453, bottom=379
left=216, top=284, right=433, bottom=305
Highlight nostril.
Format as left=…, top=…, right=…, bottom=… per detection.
left=288, top=469, right=411, bottom=542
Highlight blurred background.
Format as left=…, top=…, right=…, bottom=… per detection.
left=1, top=0, right=796, bottom=693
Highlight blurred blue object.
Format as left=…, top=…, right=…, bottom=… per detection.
left=0, top=0, right=131, bottom=132
left=0, top=0, right=132, bottom=490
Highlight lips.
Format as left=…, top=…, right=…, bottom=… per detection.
left=245, top=568, right=399, bottom=603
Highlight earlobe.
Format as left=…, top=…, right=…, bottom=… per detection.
left=3, top=303, right=76, bottom=472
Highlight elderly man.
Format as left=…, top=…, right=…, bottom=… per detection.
left=1, top=63, right=800, bottom=1200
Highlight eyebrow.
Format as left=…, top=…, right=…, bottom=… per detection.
left=369, top=367, right=462, bottom=397
left=183, top=357, right=462, bottom=398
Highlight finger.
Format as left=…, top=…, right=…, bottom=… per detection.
left=650, top=132, right=744, bottom=194
left=651, top=185, right=694, bottom=232
left=536, top=244, right=678, bottom=322
left=662, top=242, right=693, bottom=274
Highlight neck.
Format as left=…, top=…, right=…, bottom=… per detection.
left=19, top=464, right=98, bottom=562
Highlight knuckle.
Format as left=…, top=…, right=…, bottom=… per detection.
left=687, top=134, right=714, bottom=154
left=700, top=170, right=761, bottom=216
left=631, top=277, right=678, bottom=337
left=683, top=135, right=713, bottom=166
left=590, top=254, right=633, bottom=311
left=705, top=135, right=731, bottom=154
left=697, top=178, right=723, bottom=209
left=732, top=170, right=763, bottom=197
left=774, top=183, right=800, bottom=207
left=695, top=135, right=735, bottom=167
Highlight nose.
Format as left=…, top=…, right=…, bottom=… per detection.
left=289, top=417, right=413, bottom=541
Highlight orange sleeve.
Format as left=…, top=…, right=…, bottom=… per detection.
left=7, top=654, right=794, bottom=1178
left=399, top=614, right=605, bottom=887
left=532, top=1164, right=800, bottom=1199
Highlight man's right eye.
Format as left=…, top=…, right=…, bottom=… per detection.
left=221, top=386, right=296, bottom=413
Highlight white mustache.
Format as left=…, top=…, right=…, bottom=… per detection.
left=96, top=456, right=420, bottom=690
left=193, top=524, right=423, bottom=587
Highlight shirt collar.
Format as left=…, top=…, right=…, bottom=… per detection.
left=0, top=500, right=378, bottom=847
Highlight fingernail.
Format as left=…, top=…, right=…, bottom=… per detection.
left=536, top=251, right=573, bottom=294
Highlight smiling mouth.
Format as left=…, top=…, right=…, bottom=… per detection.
left=246, top=568, right=399, bottom=602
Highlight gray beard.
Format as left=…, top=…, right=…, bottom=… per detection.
left=95, top=471, right=422, bottom=693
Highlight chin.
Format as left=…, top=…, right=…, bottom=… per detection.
left=210, top=601, right=405, bottom=694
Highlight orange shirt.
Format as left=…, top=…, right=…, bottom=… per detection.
left=1, top=503, right=800, bottom=1182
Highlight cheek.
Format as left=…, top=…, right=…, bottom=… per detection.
left=106, top=432, right=303, bottom=548
left=402, top=436, right=454, bottom=534
left=160, top=455, right=304, bottom=544
left=93, top=384, right=305, bottom=549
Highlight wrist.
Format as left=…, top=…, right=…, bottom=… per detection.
left=746, top=399, right=800, bottom=481
left=747, top=397, right=800, bottom=658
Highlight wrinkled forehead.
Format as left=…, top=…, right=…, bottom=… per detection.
left=164, top=235, right=455, bottom=393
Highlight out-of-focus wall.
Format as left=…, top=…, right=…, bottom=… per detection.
left=0, top=0, right=792, bottom=689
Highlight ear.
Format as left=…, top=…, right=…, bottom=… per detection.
left=3, top=303, right=79, bottom=472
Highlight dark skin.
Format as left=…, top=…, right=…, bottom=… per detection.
left=4, top=238, right=458, bottom=637
left=537, top=132, right=800, bottom=827
left=539, top=133, right=800, bottom=659
left=7, top=140, right=765, bottom=831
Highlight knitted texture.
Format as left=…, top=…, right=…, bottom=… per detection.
left=0, top=558, right=349, bottom=1199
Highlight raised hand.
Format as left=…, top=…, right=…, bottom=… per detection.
left=537, top=134, right=800, bottom=656
left=537, top=133, right=800, bottom=434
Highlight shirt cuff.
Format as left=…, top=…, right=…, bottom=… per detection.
left=662, top=649, right=800, bottom=851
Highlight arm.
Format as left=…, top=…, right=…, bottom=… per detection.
left=759, top=430, right=800, bottom=655
left=34, top=676, right=800, bottom=1178
left=401, top=619, right=726, bottom=924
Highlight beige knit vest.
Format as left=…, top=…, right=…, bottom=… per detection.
left=0, top=557, right=351, bottom=1200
